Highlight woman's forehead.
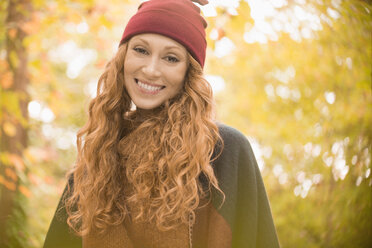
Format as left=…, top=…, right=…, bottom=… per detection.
left=130, top=33, right=187, bottom=52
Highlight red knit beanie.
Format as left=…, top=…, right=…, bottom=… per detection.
left=120, top=0, right=208, bottom=68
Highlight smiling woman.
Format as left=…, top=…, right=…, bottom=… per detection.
left=43, top=0, right=279, bottom=247
left=124, top=34, right=188, bottom=110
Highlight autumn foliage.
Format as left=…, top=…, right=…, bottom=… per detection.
left=0, top=0, right=371, bottom=247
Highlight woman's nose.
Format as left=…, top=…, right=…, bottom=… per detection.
left=142, top=57, right=161, bottom=78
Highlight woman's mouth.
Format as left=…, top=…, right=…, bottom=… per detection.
left=135, top=79, right=165, bottom=93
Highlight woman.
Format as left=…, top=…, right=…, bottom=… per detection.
left=44, top=0, right=280, bottom=247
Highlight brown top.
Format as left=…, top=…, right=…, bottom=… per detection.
left=83, top=202, right=231, bottom=248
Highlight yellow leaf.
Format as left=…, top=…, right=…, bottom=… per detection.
left=30, top=59, right=41, bottom=71
left=68, top=12, right=83, bottom=24
left=3, top=122, right=17, bottom=137
left=0, top=152, right=10, bottom=165
left=9, top=51, right=19, bottom=68
left=99, top=15, right=113, bottom=28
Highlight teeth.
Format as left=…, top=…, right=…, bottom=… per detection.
left=137, top=80, right=162, bottom=92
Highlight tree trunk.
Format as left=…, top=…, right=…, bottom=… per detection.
left=0, top=0, right=30, bottom=246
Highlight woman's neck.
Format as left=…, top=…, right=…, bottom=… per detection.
left=136, top=108, right=157, bottom=118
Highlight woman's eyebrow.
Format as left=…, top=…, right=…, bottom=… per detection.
left=132, top=38, right=185, bottom=55
left=164, top=45, right=182, bottom=50
left=163, top=47, right=187, bottom=58
left=135, top=38, right=182, bottom=49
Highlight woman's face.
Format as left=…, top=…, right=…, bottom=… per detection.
left=124, top=33, right=189, bottom=110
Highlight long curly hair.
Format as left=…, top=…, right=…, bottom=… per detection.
left=65, top=41, right=223, bottom=235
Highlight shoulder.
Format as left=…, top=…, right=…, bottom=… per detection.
left=216, top=122, right=251, bottom=150
left=213, top=122, right=260, bottom=178
left=212, top=123, right=257, bottom=168
left=217, top=122, right=244, bottom=138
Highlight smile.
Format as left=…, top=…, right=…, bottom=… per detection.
left=135, top=79, right=165, bottom=93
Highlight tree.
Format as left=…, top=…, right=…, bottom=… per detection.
left=0, top=0, right=31, bottom=247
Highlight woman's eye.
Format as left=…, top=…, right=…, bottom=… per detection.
left=165, top=56, right=179, bottom=63
left=133, top=47, right=148, bottom=55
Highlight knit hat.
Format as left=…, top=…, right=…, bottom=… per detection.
left=120, top=0, right=208, bottom=68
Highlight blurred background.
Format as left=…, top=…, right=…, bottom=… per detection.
left=0, top=0, right=371, bottom=247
